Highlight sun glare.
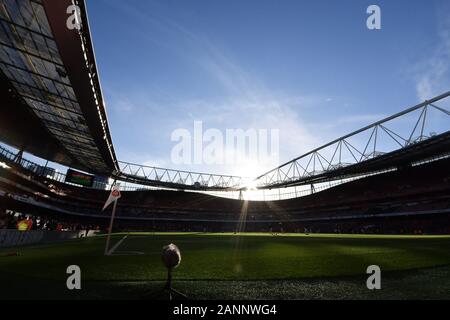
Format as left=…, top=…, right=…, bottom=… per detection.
left=234, top=162, right=267, bottom=190
left=244, top=179, right=259, bottom=191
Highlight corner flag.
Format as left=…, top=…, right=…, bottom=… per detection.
left=104, top=183, right=121, bottom=255
left=103, top=184, right=121, bottom=211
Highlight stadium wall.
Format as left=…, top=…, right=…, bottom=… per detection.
left=0, top=230, right=98, bottom=248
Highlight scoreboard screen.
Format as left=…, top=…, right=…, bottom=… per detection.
left=65, top=169, right=94, bottom=187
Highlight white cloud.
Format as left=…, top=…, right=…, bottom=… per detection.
left=335, top=114, right=385, bottom=125
left=99, top=1, right=349, bottom=177
left=415, top=5, right=450, bottom=100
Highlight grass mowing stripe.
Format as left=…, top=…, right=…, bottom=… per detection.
left=1, top=233, right=450, bottom=282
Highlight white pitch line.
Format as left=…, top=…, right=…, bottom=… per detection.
left=107, top=235, right=128, bottom=255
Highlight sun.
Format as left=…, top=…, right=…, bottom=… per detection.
left=243, top=179, right=259, bottom=190
left=232, top=161, right=268, bottom=190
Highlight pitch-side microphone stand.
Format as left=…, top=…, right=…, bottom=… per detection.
left=163, top=268, right=187, bottom=300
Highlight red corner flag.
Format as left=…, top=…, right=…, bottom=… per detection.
left=102, top=184, right=121, bottom=211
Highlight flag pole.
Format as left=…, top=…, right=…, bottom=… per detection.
left=104, top=198, right=118, bottom=255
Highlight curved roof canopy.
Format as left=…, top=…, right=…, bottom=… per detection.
left=0, top=0, right=117, bottom=174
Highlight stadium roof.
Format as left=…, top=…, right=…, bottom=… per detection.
left=255, top=92, right=450, bottom=189
left=0, top=0, right=448, bottom=193
left=114, top=92, right=450, bottom=192
left=0, top=0, right=117, bottom=174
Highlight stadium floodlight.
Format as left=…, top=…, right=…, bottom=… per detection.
left=161, top=244, right=187, bottom=300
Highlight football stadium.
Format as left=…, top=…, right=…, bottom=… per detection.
left=1, top=0, right=450, bottom=303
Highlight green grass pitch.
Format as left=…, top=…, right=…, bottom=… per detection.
left=1, top=232, right=450, bottom=299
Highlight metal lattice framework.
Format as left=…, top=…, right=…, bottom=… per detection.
left=114, top=92, right=449, bottom=192
left=255, top=91, right=450, bottom=189
left=116, top=161, right=246, bottom=191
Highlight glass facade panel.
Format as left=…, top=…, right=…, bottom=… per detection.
left=0, top=0, right=110, bottom=172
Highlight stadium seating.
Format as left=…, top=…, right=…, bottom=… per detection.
left=1, top=156, right=450, bottom=234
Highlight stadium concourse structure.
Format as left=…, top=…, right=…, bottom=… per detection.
left=0, top=0, right=450, bottom=234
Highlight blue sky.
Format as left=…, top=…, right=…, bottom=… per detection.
left=85, top=0, right=450, bottom=177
